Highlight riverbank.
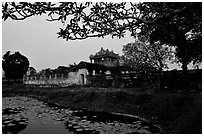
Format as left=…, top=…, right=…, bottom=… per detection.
left=2, top=84, right=202, bottom=134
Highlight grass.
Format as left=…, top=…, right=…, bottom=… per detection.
left=2, top=84, right=202, bottom=134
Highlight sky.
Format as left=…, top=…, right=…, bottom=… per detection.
left=1, top=6, right=191, bottom=72
left=2, top=14, right=137, bottom=72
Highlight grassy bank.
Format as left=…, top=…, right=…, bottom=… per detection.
left=2, top=84, right=202, bottom=134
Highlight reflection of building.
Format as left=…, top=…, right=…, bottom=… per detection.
left=23, top=47, right=121, bottom=87
left=89, top=47, right=119, bottom=67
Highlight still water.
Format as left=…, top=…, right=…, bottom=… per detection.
left=2, top=96, right=160, bottom=134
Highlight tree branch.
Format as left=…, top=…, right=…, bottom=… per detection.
left=100, top=2, right=194, bottom=25
left=40, top=3, right=68, bottom=11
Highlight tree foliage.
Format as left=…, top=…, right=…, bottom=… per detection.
left=2, top=2, right=198, bottom=41
left=122, top=39, right=175, bottom=72
left=54, top=66, right=70, bottom=74
left=137, top=2, right=202, bottom=70
left=38, top=68, right=53, bottom=76
left=2, top=51, right=29, bottom=79
left=37, top=64, right=76, bottom=76
left=27, top=67, right=37, bottom=76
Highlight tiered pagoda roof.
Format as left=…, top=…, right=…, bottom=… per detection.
left=89, top=47, right=119, bottom=59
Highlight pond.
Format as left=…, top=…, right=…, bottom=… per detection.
left=2, top=96, right=160, bottom=134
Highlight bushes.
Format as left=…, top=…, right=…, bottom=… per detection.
left=172, top=106, right=202, bottom=134
left=87, top=75, right=113, bottom=87
left=148, top=94, right=202, bottom=134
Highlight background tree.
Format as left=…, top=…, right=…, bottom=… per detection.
left=26, top=67, right=37, bottom=76
left=55, top=66, right=70, bottom=74
left=38, top=68, right=53, bottom=76
left=122, top=39, right=175, bottom=90
left=37, top=63, right=76, bottom=76
left=122, top=39, right=175, bottom=72
left=137, top=2, right=201, bottom=74
left=2, top=51, right=29, bottom=79
left=135, top=2, right=201, bottom=90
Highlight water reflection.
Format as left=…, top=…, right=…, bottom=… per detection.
left=2, top=97, right=71, bottom=134
left=2, top=96, right=160, bottom=134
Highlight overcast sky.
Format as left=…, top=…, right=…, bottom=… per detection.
left=2, top=11, right=186, bottom=72
left=2, top=14, right=137, bottom=71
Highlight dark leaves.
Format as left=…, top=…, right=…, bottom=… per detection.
left=2, top=51, right=29, bottom=79
left=4, top=2, right=8, bottom=10
left=11, top=14, right=17, bottom=20
left=3, top=13, right=9, bottom=21
left=11, top=2, right=15, bottom=7
left=2, top=2, right=201, bottom=42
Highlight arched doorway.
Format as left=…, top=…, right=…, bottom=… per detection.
left=79, top=74, right=85, bottom=85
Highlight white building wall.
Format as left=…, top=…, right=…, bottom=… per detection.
left=23, top=69, right=89, bottom=87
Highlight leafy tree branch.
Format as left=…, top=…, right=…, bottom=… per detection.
left=2, top=2, right=196, bottom=41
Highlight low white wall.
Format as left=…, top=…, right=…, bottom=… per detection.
left=23, top=69, right=89, bottom=87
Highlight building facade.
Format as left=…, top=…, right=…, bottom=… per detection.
left=23, top=47, right=117, bottom=87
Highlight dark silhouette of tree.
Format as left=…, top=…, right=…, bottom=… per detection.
left=55, top=66, right=70, bottom=74
left=136, top=2, right=201, bottom=90
left=137, top=2, right=201, bottom=72
left=2, top=51, right=29, bottom=79
left=2, top=2, right=199, bottom=41
left=38, top=68, right=53, bottom=76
